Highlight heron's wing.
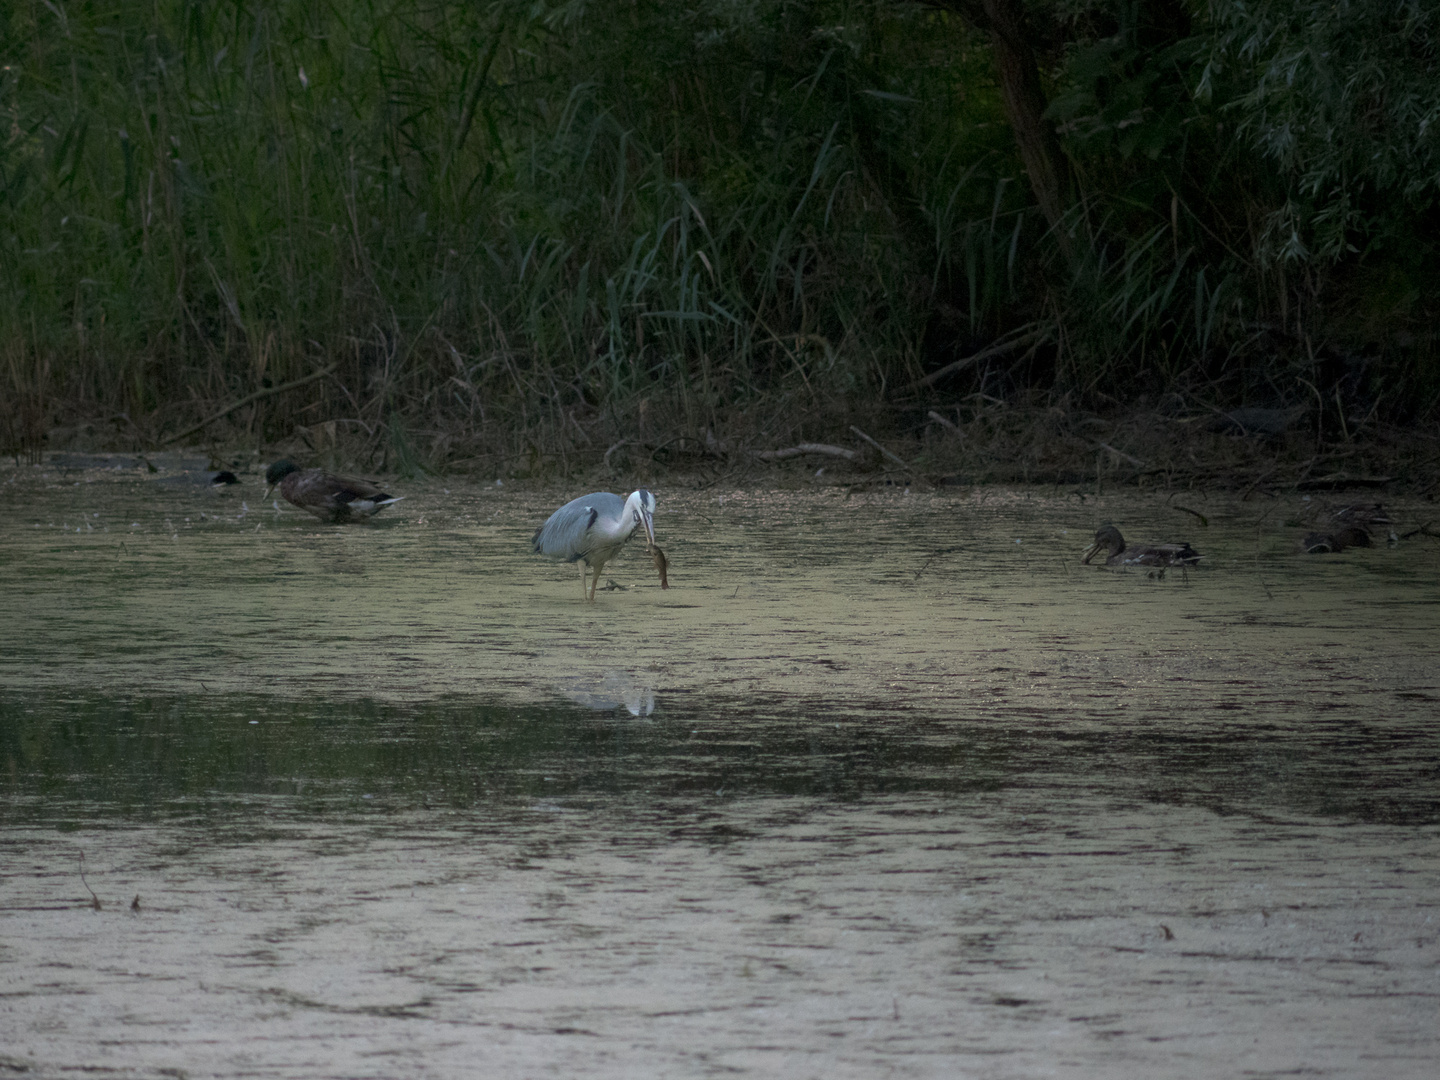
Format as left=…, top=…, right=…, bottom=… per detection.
left=533, top=492, right=624, bottom=559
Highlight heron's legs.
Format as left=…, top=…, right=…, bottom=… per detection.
left=578, top=561, right=590, bottom=601
left=587, top=558, right=608, bottom=601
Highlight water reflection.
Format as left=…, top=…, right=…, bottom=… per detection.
left=3, top=689, right=1436, bottom=826
left=559, top=671, right=657, bottom=716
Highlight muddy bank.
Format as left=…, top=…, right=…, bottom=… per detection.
left=28, top=398, right=1440, bottom=496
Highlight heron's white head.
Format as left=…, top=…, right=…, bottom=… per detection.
left=626, top=489, right=656, bottom=549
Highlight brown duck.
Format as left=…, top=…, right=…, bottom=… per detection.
left=1082, top=524, right=1201, bottom=568
left=1301, top=526, right=1373, bottom=554
left=263, top=460, right=404, bottom=522
left=1329, top=502, right=1391, bottom=528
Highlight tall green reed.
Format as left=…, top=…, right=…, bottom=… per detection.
left=7, top=1, right=1420, bottom=466
left=5, top=1, right=999, bottom=460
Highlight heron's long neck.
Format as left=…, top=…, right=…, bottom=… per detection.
left=619, top=495, right=644, bottom=530
left=604, top=501, right=638, bottom=541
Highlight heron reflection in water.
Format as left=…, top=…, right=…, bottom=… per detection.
left=532, top=489, right=660, bottom=600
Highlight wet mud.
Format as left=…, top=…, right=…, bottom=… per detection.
left=2, top=458, right=1438, bottom=1077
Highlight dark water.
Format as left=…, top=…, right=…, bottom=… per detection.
left=3, top=459, right=1439, bottom=1078
left=4, top=689, right=1438, bottom=826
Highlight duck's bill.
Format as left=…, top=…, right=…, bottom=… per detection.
left=263, top=485, right=276, bottom=502
left=1080, top=543, right=1101, bottom=564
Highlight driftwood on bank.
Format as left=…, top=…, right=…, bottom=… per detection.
left=849, top=425, right=909, bottom=469
left=1092, top=440, right=1146, bottom=467
left=704, top=426, right=916, bottom=471
left=928, top=410, right=962, bottom=433
left=752, top=442, right=857, bottom=461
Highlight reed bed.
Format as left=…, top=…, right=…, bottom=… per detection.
left=3, top=1, right=1436, bottom=473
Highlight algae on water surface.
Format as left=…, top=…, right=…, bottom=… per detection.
left=3, top=461, right=1439, bottom=1080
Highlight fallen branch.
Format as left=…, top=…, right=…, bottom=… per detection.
left=604, top=439, right=643, bottom=471
left=162, top=365, right=337, bottom=446
left=927, top=410, right=961, bottom=433
left=1092, top=441, right=1146, bottom=468
left=850, top=425, right=909, bottom=469
left=753, top=442, right=857, bottom=461
left=910, top=328, right=1046, bottom=389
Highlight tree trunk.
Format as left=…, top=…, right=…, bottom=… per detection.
left=936, top=0, right=1070, bottom=231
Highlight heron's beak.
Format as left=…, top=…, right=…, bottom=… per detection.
left=640, top=509, right=656, bottom=550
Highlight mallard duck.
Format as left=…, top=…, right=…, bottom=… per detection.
left=263, top=460, right=403, bottom=522
left=1082, top=524, right=1201, bottom=567
left=1301, top=526, right=1373, bottom=554
left=532, top=489, right=656, bottom=600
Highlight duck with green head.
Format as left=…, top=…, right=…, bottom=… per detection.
left=263, top=460, right=403, bottom=523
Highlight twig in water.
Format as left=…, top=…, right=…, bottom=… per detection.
left=79, top=851, right=101, bottom=910
left=914, top=545, right=963, bottom=579
left=1172, top=505, right=1209, bottom=526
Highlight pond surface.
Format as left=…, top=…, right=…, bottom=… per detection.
left=3, top=457, right=1439, bottom=1078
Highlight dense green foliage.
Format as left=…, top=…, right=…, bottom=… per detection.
left=2, top=0, right=1437, bottom=463
left=1206, top=0, right=1440, bottom=263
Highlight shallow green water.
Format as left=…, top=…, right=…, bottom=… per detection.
left=4, top=686, right=1436, bottom=828
left=3, top=456, right=1439, bottom=1078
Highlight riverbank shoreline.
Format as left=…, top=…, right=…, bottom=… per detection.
left=17, top=402, right=1440, bottom=500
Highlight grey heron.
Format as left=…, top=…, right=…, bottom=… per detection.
left=1082, top=525, right=1201, bottom=567
left=532, top=489, right=656, bottom=600
left=264, top=460, right=404, bottom=522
